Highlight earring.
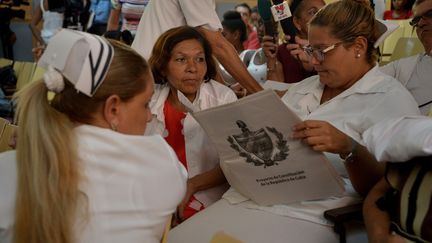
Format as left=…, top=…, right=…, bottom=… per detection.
left=110, top=122, right=118, bottom=131
left=356, top=53, right=361, bottom=58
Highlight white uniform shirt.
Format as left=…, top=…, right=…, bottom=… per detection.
left=363, top=116, right=432, bottom=162
left=282, top=66, right=420, bottom=176
left=0, top=125, right=187, bottom=243
left=146, top=80, right=237, bottom=207
left=131, top=0, right=222, bottom=59
left=380, top=54, right=432, bottom=115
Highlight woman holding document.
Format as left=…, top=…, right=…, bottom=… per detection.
left=282, top=0, right=420, bottom=196
left=146, top=26, right=237, bottom=223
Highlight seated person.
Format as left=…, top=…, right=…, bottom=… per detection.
left=383, top=0, right=413, bottom=20
left=283, top=0, right=420, bottom=196
left=362, top=116, right=432, bottom=243
left=0, top=29, right=187, bottom=243
left=380, top=0, right=432, bottom=115
left=235, top=2, right=261, bottom=50
left=222, top=11, right=247, bottom=54
left=262, top=0, right=325, bottom=83
left=146, top=26, right=237, bottom=223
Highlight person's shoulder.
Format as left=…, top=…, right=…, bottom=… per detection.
left=201, top=80, right=237, bottom=103
left=381, top=53, right=422, bottom=74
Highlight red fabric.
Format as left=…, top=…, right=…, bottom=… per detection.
left=277, top=43, right=316, bottom=83
left=163, top=100, right=204, bottom=219
left=383, top=10, right=413, bottom=20
left=243, top=29, right=261, bottom=50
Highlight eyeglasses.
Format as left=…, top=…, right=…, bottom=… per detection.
left=409, top=9, right=432, bottom=27
left=303, top=42, right=343, bottom=62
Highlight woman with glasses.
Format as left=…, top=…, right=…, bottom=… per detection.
left=380, top=0, right=432, bottom=115
left=281, top=0, right=420, bottom=196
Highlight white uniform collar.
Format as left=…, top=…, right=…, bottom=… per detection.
left=294, top=65, right=387, bottom=101
left=150, top=82, right=204, bottom=123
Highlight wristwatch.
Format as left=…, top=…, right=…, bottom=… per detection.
left=340, top=138, right=358, bottom=163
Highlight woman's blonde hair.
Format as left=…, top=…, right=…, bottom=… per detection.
left=13, top=40, right=151, bottom=243
left=310, top=0, right=380, bottom=65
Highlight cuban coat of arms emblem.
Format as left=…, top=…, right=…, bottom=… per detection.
left=227, top=120, right=289, bottom=167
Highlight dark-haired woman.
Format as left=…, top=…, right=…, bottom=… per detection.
left=222, top=10, right=247, bottom=53
left=147, top=26, right=237, bottom=222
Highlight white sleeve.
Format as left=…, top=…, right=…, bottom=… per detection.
left=379, top=60, right=398, bottom=77
left=363, top=116, right=432, bottom=162
left=179, top=0, right=222, bottom=31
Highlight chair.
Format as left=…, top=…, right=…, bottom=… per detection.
left=0, top=60, right=37, bottom=98
left=0, top=117, right=10, bottom=135
left=324, top=203, right=364, bottom=243
left=380, top=20, right=406, bottom=59
left=0, top=58, right=13, bottom=68
left=13, top=61, right=37, bottom=91
left=160, top=215, right=172, bottom=243
left=389, top=37, right=424, bottom=62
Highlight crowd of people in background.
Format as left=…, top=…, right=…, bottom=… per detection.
left=1, top=0, right=432, bottom=242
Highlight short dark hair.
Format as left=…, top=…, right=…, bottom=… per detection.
left=148, top=26, right=217, bottom=85
left=222, top=10, right=247, bottom=43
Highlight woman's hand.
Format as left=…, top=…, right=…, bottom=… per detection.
left=291, top=120, right=352, bottom=155
left=32, top=42, right=45, bottom=61
left=176, top=179, right=197, bottom=222
left=286, top=36, right=314, bottom=72
left=230, top=83, right=248, bottom=98
left=262, top=35, right=278, bottom=60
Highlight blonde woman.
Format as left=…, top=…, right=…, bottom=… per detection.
left=0, top=29, right=187, bottom=243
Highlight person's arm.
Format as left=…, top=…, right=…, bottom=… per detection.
left=292, top=120, right=385, bottom=196
left=197, top=27, right=263, bottom=94
left=286, top=36, right=314, bottom=72
left=177, top=165, right=226, bottom=220
left=107, top=7, right=120, bottom=31
left=262, top=35, right=284, bottom=82
left=363, top=178, right=406, bottom=243
left=345, top=144, right=385, bottom=197
left=29, top=5, right=44, bottom=45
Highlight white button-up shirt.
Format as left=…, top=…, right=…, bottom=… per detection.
left=281, top=66, right=420, bottom=176
left=146, top=80, right=237, bottom=207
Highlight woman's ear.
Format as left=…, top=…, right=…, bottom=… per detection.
left=293, top=17, right=302, bottom=33
left=103, top=94, right=122, bottom=129
left=353, top=36, right=368, bottom=56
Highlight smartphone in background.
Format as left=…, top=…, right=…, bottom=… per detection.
left=284, top=17, right=297, bottom=44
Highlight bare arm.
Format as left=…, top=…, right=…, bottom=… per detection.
left=345, top=145, right=385, bottom=197
left=29, top=6, right=44, bottom=45
left=177, top=165, right=226, bottom=220
left=107, top=8, right=121, bottom=31
left=262, top=35, right=285, bottom=82
left=363, top=178, right=406, bottom=243
left=286, top=36, right=314, bottom=72
left=197, top=27, right=263, bottom=94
